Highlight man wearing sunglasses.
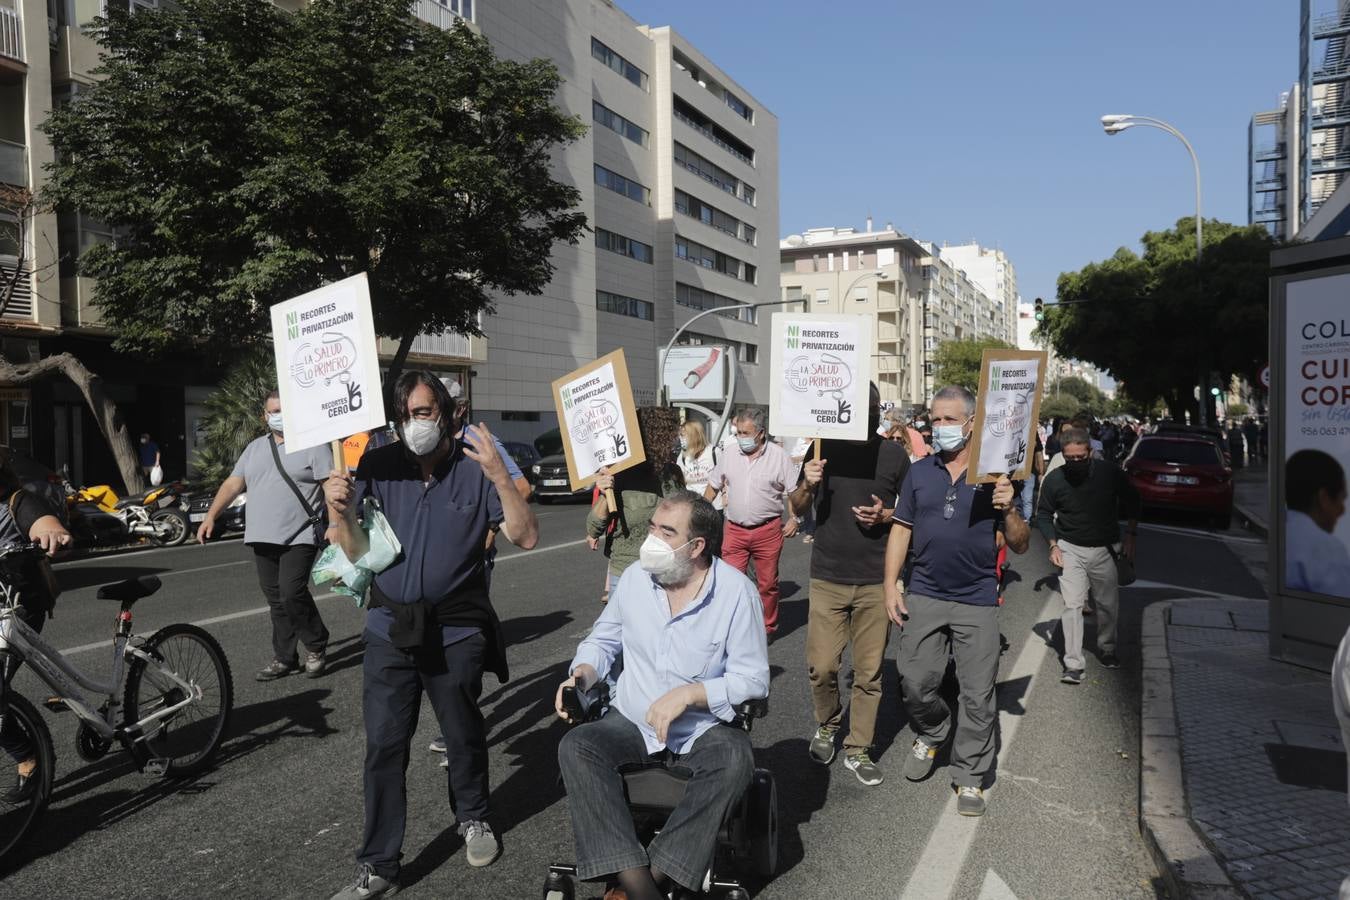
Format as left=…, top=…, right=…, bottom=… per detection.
left=882, top=385, right=1030, bottom=817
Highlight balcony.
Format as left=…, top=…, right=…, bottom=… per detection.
left=1310, top=151, right=1350, bottom=174
left=1312, top=56, right=1350, bottom=83
left=0, top=138, right=24, bottom=187
left=1312, top=12, right=1350, bottom=38
left=1252, top=143, right=1285, bottom=162
left=1311, top=102, right=1350, bottom=128
left=412, top=0, right=472, bottom=30
left=0, top=7, right=22, bottom=67
left=1252, top=176, right=1283, bottom=191
left=672, top=104, right=754, bottom=168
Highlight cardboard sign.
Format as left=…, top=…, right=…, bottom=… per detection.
left=967, top=349, right=1049, bottom=485
left=270, top=273, right=386, bottom=455
left=664, top=345, right=729, bottom=403
left=769, top=312, right=874, bottom=441
left=551, top=350, right=646, bottom=490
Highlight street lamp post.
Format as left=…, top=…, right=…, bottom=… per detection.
left=1102, top=113, right=1207, bottom=422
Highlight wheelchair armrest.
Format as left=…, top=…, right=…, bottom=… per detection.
left=732, top=697, right=769, bottom=732
left=561, top=679, right=610, bottom=725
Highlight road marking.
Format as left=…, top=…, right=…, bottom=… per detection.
left=897, top=590, right=1060, bottom=900
left=54, top=537, right=245, bottom=568
left=1136, top=522, right=1263, bottom=544
left=977, top=869, right=1020, bottom=899
left=54, top=538, right=588, bottom=657
left=1124, top=578, right=1223, bottom=596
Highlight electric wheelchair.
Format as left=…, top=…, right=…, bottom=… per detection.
left=543, top=680, right=778, bottom=900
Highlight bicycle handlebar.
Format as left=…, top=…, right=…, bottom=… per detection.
left=0, top=540, right=48, bottom=563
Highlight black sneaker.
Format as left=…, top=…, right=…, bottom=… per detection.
left=956, top=785, right=986, bottom=817
left=255, top=659, right=297, bottom=682
left=808, top=725, right=838, bottom=765
left=329, top=863, right=399, bottom=900
left=1061, top=669, right=1084, bottom=685
left=903, top=736, right=943, bottom=782
left=1099, top=653, right=1121, bottom=669
left=5, top=765, right=38, bottom=804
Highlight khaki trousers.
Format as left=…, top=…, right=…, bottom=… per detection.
left=1058, top=540, right=1120, bottom=670
left=806, top=579, right=891, bottom=753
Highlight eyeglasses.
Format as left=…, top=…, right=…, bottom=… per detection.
left=943, top=484, right=959, bottom=520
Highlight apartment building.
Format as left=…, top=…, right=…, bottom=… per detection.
left=0, top=0, right=779, bottom=481
left=938, top=242, right=1018, bottom=347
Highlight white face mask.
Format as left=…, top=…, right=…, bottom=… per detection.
left=266, top=412, right=284, bottom=434
left=402, top=417, right=444, bottom=457
left=639, top=533, right=695, bottom=583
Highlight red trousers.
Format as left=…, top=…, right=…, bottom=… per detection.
left=722, top=519, right=785, bottom=633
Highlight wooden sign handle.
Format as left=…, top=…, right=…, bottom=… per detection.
left=331, top=439, right=347, bottom=477
left=604, top=487, right=617, bottom=514
left=813, top=437, right=821, bottom=462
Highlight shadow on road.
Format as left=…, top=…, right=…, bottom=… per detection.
left=750, top=736, right=829, bottom=887
left=54, top=566, right=170, bottom=593
left=500, top=610, right=574, bottom=647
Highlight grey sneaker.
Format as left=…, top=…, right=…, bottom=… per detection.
left=428, top=737, right=447, bottom=754
left=808, top=725, right=838, bottom=765
left=1061, top=668, right=1084, bottom=685
left=843, top=751, right=883, bottom=786
left=903, top=736, right=942, bottom=782
left=459, top=820, right=500, bottom=868
left=304, top=650, right=326, bottom=678
left=956, top=785, right=986, bottom=817
left=329, top=863, right=399, bottom=900
left=255, top=659, right=296, bottom=682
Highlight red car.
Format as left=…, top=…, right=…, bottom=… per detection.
left=1124, top=435, right=1234, bottom=529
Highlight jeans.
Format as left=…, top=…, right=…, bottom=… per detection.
left=806, top=580, right=890, bottom=753
left=358, top=631, right=490, bottom=880
left=1019, top=474, right=1037, bottom=523
left=895, top=593, right=1000, bottom=788
left=251, top=542, right=328, bottom=665
left=557, top=710, right=753, bottom=891
left=721, top=520, right=784, bottom=632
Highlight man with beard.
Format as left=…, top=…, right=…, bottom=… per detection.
left=555, top=492, right=769, bottom=900
left=1037, top=427, right=1141, bottom=684
left=323, top=371, right=538, bottom=899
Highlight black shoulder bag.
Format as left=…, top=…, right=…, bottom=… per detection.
left=268, top=437, right=327, bottom=546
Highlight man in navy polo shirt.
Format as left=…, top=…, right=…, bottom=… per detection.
left=323, top=371, right=538, bottom=900
left=883, top=385, right=1030, bottom=817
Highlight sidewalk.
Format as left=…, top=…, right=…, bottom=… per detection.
left=1232, top=464, right=1269, bottom=538
left=1142, top=595, right=1350, bottom=898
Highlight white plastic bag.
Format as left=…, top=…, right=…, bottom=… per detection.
left=149, top=464, right=163, bottom=487
left=310, top=496, right=402, bottom=606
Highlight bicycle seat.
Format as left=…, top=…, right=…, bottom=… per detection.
left=97, top=576, right=162, bottom=604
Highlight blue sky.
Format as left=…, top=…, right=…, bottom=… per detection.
left=618, top=0, right=1297, bottom=307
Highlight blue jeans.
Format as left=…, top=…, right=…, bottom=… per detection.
left=557, top=710, right=753, bottom=891
left=1019, top=474, right=1037, bottom=522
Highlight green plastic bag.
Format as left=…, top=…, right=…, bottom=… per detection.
left=311, top=497, right=402, bottom=606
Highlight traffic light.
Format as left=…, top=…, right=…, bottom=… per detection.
left=1034, top=297, right=1044, bottom=321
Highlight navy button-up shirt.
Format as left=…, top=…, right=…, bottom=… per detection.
left=894, top=454, right=1002, bottom=606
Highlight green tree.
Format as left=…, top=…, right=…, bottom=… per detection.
left=192, top=348, right=273, bottom=487
left=1039, top=395, right=1081, bottom=421
left=42, top=0, right=587, bottom=389
left=932, top=337, right=1015, bottom=393
left=1056, top=376, right=1108, bottom=417
left=1039, top=217, right=1274, bottom=421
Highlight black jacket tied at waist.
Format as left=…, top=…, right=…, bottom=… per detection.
left=369, top=572, right=510, bottom=683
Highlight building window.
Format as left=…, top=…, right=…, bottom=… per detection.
left=675, top=235, right=755, bottom=283
left=674, top=142, right=755, bottom=206
left=676, top=282, right=755, bottom=323
left=595, top=164, right=650, bottom=205
left=853, top=287, right=869, bottom=303
left=674, top=189, right=754, bottom=244
left=814, top=288, right=829, bottom=304
left=723, top=89, right=753, bottom=122
left=671, top=95, right=755, bottom=166
left=595, top=227, right=653, bottom=263
left=596, top=290, right=654, bottom=321
left=591, top=37, right=648, bottom=90
left=592, top=101, right=649, bottom=147
left=501, top=410, right=541, bottom=422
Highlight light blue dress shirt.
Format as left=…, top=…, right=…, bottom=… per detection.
left=1286, top=509, right=1350, bottom=598
left=570, top=557, right=770, bottom=755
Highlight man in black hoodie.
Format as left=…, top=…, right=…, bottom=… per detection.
left=1037, top=428, right=1141, bottom=685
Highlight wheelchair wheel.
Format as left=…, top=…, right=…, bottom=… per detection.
left=746, top=769, right=778, bottom=878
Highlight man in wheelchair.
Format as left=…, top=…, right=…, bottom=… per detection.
left=554, top=491, right=770, bottom=900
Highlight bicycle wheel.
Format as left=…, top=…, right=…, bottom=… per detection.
left=123, top=623, right=233, bottom=777
left=0, top=691, right=55, bottom=869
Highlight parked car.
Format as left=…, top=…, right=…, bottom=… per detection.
left=502, top=441, right=541, bottom=489
left=532, top=454, right=591, bottom=504
left=1124, top=435, right=1234, bottom=529
left=533, top=428, right=563, bottom=459
left=186, top=489, right=247, bottom=540
left=1150, top=421, right=1230, bottom=467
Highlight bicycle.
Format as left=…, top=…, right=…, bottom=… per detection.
left=0, top=541, right=234, bottom=865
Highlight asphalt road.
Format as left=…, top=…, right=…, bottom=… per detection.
left=0, top=499, right=1267, bottom=899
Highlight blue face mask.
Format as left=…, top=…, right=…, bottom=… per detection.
left=737, top=435, right=760, bottom=454
left=932, top=424, right=968, bottom=453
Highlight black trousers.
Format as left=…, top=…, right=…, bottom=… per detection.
left=358, top=631, right=490, bottom=880
left=251, top=542, right=328, bottom=664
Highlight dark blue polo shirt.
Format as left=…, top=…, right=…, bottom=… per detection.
left=894, top=454, right=1002, bottom=606
left=355, top=441, right=504, bottom=644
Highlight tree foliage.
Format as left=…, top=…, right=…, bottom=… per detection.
left=1039, top=395, right=1080, bottom=421
left=1055, top=376, right=1108, bottom=417
left=42, top=0, right=587, bottom=375
left=192, top=347, right=272, bottom=488
left=932, top=337, right=1015, bottom=394
left=1038, top=217, right=1275, bottom=419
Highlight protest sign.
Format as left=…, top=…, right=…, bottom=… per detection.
left=966, top=349, right=1049, bottom=485
left=769, top=313, right=874, bottom=446
left=270, top=273, right=385, bottom=468
left=551, top=350, right=646, bottom=504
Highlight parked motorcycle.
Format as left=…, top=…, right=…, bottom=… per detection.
left=62, top=473, right=191, bottom=549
